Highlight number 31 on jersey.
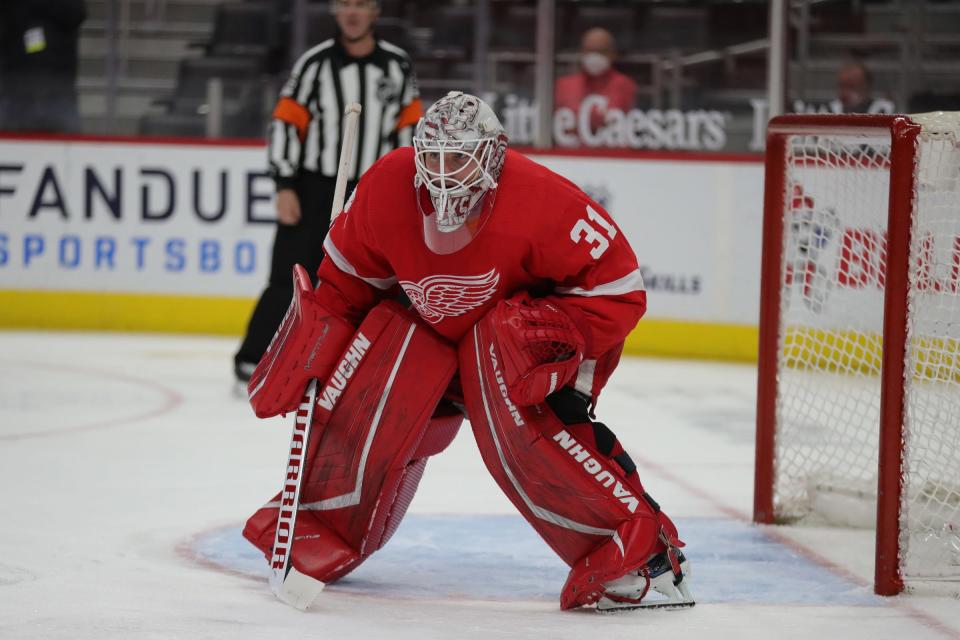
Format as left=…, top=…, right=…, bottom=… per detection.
left=570, top=205, right=618, bottom=259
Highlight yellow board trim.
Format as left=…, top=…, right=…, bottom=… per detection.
left=5, top=289, right=955, bottom=378
left=782, top=327, right=883, bottom=376
left=623, top=318, right=759, bottom=362
left=0, top=290, right=256, bottom=336
left=1, top=290, right=763, bottom=361
left=782, top=327, right=960, bottom=383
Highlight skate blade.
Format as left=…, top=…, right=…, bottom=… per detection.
left=597, top=598, right=695, bottom=612
left=597, top=579, right=695, bottom=612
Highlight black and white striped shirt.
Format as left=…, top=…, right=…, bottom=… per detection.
left=269, top=38, right=422, bottom=187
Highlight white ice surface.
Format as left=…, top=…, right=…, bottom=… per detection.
left=0, top=331, right=957, bottom=640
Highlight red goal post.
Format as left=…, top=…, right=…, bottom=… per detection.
left=753, top=113, right=960, bottom=596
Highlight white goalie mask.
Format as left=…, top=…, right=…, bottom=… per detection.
left=413, top=91, right=508, bottom=253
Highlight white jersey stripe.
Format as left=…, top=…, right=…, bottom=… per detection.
left=323, top=235, right=398, bottom=290
left=295, top=60, right=320, bottom=105
left=269, top=121, right=294, bottom=177
left=319, top=59, right=340, bottom=176
left=380, top=59, right=403, bottom=155
left=361, top=64, right=384, bottom=177
left=303, top=119, right=321, bottom=173
left=555, top=269, right=646, bottom=297
left=286, top=124, right=301, bottom=172
left=377, top=39, right=407, bottom=57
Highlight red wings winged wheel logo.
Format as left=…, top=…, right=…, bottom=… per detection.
left=400, top=268, right=501, bottom=324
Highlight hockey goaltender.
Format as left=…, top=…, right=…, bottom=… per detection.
left=242, top=91, right=695, bottom=613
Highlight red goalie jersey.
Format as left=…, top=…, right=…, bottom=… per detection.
left=314, top=147, right=647, bottom=399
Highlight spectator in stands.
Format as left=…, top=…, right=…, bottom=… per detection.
left=831, top=60, right=893, bottom=114
left=554, top=27, right=637, bottom=137
left=234, top=0, right=422, bottom=385
left=0, top=0, right=87, bottom=133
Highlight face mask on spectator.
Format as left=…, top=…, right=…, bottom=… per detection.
left=581, top=52, right=611, bottom=77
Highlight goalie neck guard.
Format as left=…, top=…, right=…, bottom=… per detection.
left=413, top=91, right=508, bottom=255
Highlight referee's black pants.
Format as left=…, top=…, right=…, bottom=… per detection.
left=234, top=173, right=354, bottom=380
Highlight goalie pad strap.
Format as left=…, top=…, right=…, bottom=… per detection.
left=244, top=301, right=461, bottom=583
left=546, top=390, right=639, bottom=476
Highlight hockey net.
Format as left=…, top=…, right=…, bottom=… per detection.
left=754, top=113, right=960, bottom=595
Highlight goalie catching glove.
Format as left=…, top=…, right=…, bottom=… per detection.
left=491, top=292, right=587, bottom=406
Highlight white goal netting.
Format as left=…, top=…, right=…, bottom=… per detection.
left=772, top=113, right=960, bottom=588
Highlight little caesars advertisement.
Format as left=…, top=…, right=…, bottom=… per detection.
left=494, top=93, right=895, bottom=151
left=497, top=93, right=728, bottom=151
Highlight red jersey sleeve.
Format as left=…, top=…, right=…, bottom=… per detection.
left=314, top=169, right=398, bottom=325
left=531, top=189, right=646, bottom=357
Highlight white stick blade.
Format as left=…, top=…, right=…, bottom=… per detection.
left=270, top=567, right=325, bottom=611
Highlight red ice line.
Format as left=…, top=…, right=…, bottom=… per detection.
left=633, top=450, right=960, bottom=640
left=0, top=359, right=183, bottom=441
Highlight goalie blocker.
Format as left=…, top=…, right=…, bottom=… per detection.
left=246, top=264, right=356, bottom=419
left=244, top=299, right=462, bottom=584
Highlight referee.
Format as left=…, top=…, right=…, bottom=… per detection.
left=235, top=0, right=422, bottom=383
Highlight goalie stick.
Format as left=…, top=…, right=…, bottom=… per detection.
left=268, top=102, right=362, bottom=610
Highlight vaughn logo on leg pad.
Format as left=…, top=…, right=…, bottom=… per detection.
left=553, top=429, right=640, bottom=513
left=488, top=342, right=524, bottom=427
left=317, top=333, right=371, bottom=411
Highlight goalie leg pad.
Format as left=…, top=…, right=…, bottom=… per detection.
left=243, top=492, right=358, bottom=580
left=244, top=301, right=461, bottom=582
left=459, top=314, right=677, bottom=607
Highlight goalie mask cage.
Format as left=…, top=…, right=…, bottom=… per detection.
left=753, top=113, right=960, bottom=596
